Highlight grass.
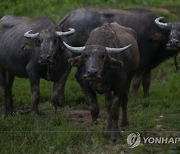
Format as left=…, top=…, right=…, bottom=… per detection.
left=0, top=0, right=180, bottom=153
left=0, top=0, right=180, bottom=21
left=0, top=114, right=91, bottom=153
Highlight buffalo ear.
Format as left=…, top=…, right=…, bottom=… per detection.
left=150, top=33, right=165, bottom=41
left=68, top=56, right=83, bottom=67
left=105, top=55, right=123, bottom=68
left=21, top=42, right=35, bottom=51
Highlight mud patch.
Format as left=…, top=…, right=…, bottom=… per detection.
left=63, top=109, right=92, bottom=124
left=62, top=108, right=106, bottom=126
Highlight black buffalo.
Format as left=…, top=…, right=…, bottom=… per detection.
left=63, top=22, right=139, bottom=141
left=59, top=7, right=179, bottom=98
left=155, top=17, right=180, bottom=71
left=0, top=15, right=74, bottom=116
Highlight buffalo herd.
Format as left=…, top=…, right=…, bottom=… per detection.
left=0, top=7, right=179, bottom=141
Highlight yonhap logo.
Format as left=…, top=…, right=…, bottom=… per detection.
left=127, top=132, right=180, bottom=148
left=127, top=132, right=141, bottom=148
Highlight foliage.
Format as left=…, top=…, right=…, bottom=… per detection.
left=0, top=0, right=179, bottom=21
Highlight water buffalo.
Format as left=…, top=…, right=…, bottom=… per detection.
left=155, top=17, right=180, bottom=71
left=63, top=22, right=139, bottom=141
left=59, top=7, right=179, bottom=98
left=0, top=15, right=75, bottom=116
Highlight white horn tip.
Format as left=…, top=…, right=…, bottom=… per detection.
left=68, top=28, right=75, bottom=33
left=158, top=17, right=164, bottom=19
left=155, top=17, right=165, bottom=23
left=24, top=30, right=32, bottom=37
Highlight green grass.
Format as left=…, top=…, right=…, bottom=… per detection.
left=0, top=114, right=92, bottom=153
left=0, top=0, right=180, bottom=153
left=0, top=0, right=180, bottom=21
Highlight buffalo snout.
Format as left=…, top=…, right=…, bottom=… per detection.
left=167, top=39, right=180, bottom=50
left=39, top=53, right=52, bottom=64
left=84, top=68, right=101, bottom=80
left=169, top=39, right=179, bottom=46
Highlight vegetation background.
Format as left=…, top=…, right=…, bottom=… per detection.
left=0, top=0, right=179, bottom=153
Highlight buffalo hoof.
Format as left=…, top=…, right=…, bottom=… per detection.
left=2, top=108, right=15, bottom=117
left=121, top=120, right=129, bottom=128
left=111, top=131, right=121, bottom=142
left=52, top=100, right=64, bottom=112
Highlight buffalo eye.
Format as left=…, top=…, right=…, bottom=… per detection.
left=84, top=53, right=88, bottom=58
left=54, top=39, right=58, bottom=44
left=101, top=53, right=106, bottom=59
left=36, top=39, right=41, bottom=44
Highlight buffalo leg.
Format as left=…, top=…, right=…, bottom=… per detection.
left=121, top=92, right=129, bottom=128
left=75, top=72, right=99, bottom=122
left=132, top=73, right=142, bottom=99
left=0, top=69, right=15, bottom=116
left=104, top=92, right=113, bottom=134
left=111, top=94, right=121, bottom=142
left=6, top=72, right=15, bottom=115
left=121, top=76, right=132, bottom=127
left=51, top=65, right=71, bottom=113
left=0, top=68, right=8, bottom=116
left=29, top=77, right=40, bottom=115
left=27, top=64, right=40, bottom=115
left=31, top=84, right=40, bottom=115
left=174, top=54, right=179, bottom=72
left=111, top=75, right=128, bottom=142
left=142, top=70, right=151, bottom=97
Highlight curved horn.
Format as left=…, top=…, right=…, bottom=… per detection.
left=106, top=44, right=132, bottom=53
left=154, top=17, right=168, bottom=29
left=24, top=30, right=39, bottom=38
left=56, top=28, right=75, bottom=36
left=63, top=41, right=85, bottom=53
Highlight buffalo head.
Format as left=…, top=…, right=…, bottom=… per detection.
left=63, top=42, right=131, bottom=80
left=23, top=28, right=75, bottom=64
left=155, top=17, right=180, bottom=50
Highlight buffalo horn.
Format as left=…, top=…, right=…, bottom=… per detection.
left=106, top=44, right=132, bottom=53
left=63, top=41, right=85, bottom=53
left=24, top=30, right=39, bottom=38
left=56, top=28, right=75, bottom=36
left=154, top=17, right=168, bottom=29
